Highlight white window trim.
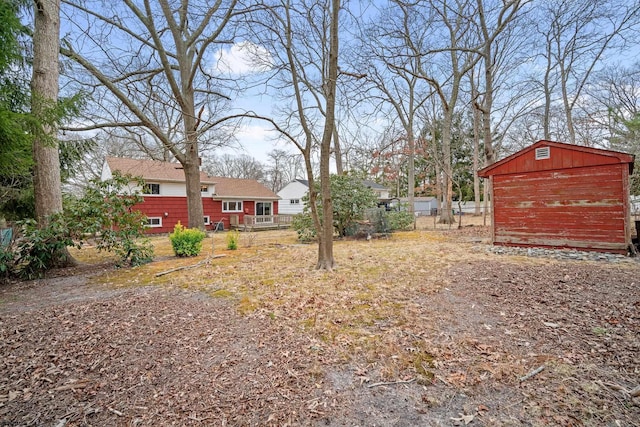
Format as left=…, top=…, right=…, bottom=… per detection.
left=144, top=183, right=161, bottom=195
left=146, top=217, right=163, bottom=228
left=290, top=199, right=300, bottom=204
left=256, top=201, right=273, bottom=216
left=222, top=201, right=243, bottom=212
left=203, top=216, right=210, bottom=225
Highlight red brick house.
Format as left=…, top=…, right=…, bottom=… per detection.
left=102, top=157, right=280, bottom=233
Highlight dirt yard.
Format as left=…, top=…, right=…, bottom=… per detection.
left=1, top=219, right=639, bottom=426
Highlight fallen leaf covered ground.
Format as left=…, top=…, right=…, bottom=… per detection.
left=1, top=217, right=638, bottom=426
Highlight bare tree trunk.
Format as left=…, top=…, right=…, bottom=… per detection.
left=317, top=0, right=339, bottom=271
left=431, top=124, right=442, bottom=214
left=439, top=109, right=454, bottom=224
left=407, top=129, right=416, bottom=216
left=476, top=0, right=521, bottom=164
left=483, top=178, right=490, bottom=226
left=333, top=126, right=344, bottom=175
left=31, top=0, right=73, bottom=266
left=481, top=61, right=495, bottom=164
left=470, top=72, right=482, bottom=216
left=542, top=36, right=553, bottom=140
left=183, top=157, right=204, bottom=228
left=559, top=60, right=576, bottom=145
left=170, top=2, right=204, bottom=230
left=472, top=108, right=482, bottom=216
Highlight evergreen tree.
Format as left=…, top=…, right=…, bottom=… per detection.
left=0, top=0, right=33, bottom=220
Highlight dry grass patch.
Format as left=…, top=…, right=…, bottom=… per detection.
left=81, top=227, right=496, bottom=381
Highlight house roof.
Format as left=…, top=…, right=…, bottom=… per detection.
left=105, top=157, right=279, bottom=200
left=208, top=176, right=279, bottom=200
left=287, top=178, right=389, bottom=192
left=105, top=157, right=217, bottom=184
left=362, top=180, right=389, bottom=191
left=399, top=196, right=436, bottom=202
left=478, top=140, right=635, bottom=177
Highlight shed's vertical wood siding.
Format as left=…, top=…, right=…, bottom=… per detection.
left=478, top=140, right=634, bottom=254
left=492, top=164, right=629, bottom=252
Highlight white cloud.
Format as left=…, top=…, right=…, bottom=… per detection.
left=234, top=124, right=281, bottom=161
left=236, top=123, right=275, bottom=141
left=212, top=41, right=272, bottom=75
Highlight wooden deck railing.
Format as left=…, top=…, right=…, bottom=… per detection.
left=241, top=214, right=293, bottom=230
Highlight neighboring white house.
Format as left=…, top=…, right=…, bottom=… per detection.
left=277, top=178, right=392, bottom=215
left=277, top=179, right=309, bottom=215
left=362, top=180, right=390, bottom=200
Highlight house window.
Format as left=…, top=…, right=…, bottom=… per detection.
left=222, top=201, right=243, bottom=212
left=204, top=216, right=210, bottom=225
left=535, top=146, right=550, bottom=160
left=256, top=202, right=272, bottom=216
left=200, top=185, right=209, bottom=193
left=290, top=199, right=300, bottom=204
left=145, top=217, right=162, bottom=228
left=143, top=183, right=160, bottom=195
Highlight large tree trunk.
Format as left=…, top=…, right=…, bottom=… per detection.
left=32, top=0, right=62, bottom=223
left=31, top=0, right=73, bottom=266
left=183, top=156, right=205, bottom=229
left=177, top=30, right=205, bottom=231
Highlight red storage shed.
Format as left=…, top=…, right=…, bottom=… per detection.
left=477, top=140, right=635, bottom=254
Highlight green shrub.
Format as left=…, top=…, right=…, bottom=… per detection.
left=169, top=222, right=206, bottom=257
left=291, top=213, right=316, bottom=242
left=116, top=236, right=154, bottom=267
left=14, top=216, right=76, bottom=279
left=386, top=210, right=415, bottom=231
left=296, top=175, right=378, bottom=240
left=66, top=172, right=154, bottom=267
left=0, top=244, right=15, bottom=280
left=226, top=230, right=240, bottom=250
left=328, top=175, right=378, bottom=237
left=0, top=173, right=155, bottom=279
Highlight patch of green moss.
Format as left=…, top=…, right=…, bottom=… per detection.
left=413, top=351, right=436, bottom=384
left=209, top=289, right=233, bottom=298
left=260, top=278, right=276, bottom=287
left=237, top=295, right=259, bottom=314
